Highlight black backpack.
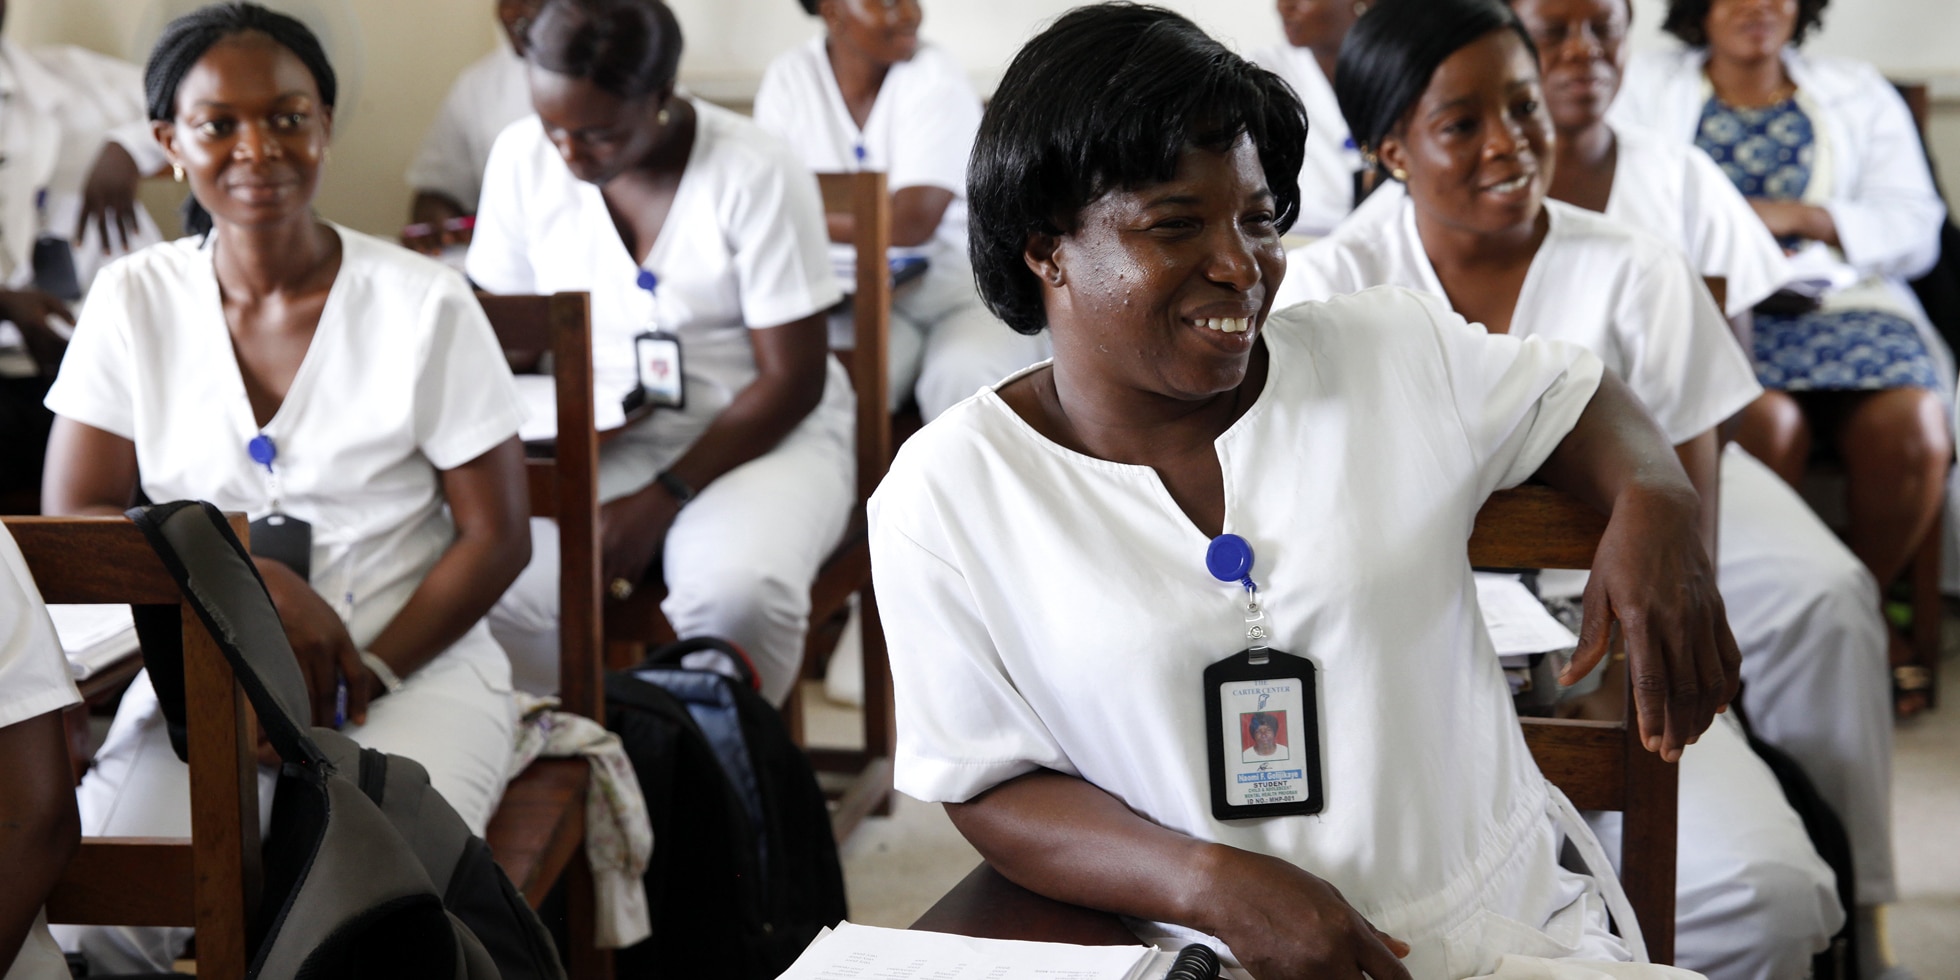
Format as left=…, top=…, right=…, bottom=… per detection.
left=602, top=638, right=848, bottom=979
left=127, top=500, right=564, bottom=980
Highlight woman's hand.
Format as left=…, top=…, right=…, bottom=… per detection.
left=600, top=483, right=683, bottom=590
left=255, top=556, right=370, bottom=728
left=75, top=142, right=145, bottom=254
left=1193, top=845, right=1411, bottom=980
left=0, top=289, right=74, bottom=373
left=1747, top=198, right=1839, bottom=249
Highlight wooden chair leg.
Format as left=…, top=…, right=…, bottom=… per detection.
left=1911, top=510, right=1943, bottom=709
left=860, top=585, right=894, bottom=818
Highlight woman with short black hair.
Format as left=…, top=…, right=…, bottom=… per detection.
left=874, top=3, right=1731, bottom=976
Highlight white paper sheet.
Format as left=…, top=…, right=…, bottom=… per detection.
left=1473, top=572, right=1578, bottom=659
left=514, top=374, right=630, bottom=443
left=777, top=922, right=1162, bottom=980
left=47, top=604, right=140, bottom=680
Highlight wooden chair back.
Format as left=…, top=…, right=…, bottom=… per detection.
left=478, top=291, right=603, bottom=722
left=10, top=514, right=258, bottom=978
left=819, top=170, right=895, bottom=504
left=1468, top=486, right=1678, bottom=964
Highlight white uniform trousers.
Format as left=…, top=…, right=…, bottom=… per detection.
left=55, top=626, right=517, bottom=973
left=490, top=413, right=855, bottom=706
left=1587, top=712, right=1841, bottom=980
left=829, top=258, right=1050, bottom=422
left=1717, top=444, right=1895, bottom=905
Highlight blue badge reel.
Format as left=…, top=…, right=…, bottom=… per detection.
left=1200, top=534, right=1324, bottom=820
left=245, top=433, right=314, bottom=582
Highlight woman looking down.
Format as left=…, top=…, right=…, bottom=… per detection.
left=870, top=4, right=1734, bottom=976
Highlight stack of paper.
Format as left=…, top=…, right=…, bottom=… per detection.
left=47, top=604, right=141, bottom=680
left=1473, top=572, right=1579, bottom=663
left=777, top=922, right=1174, bottom=980
left=514, top=375, right=631, bottom=443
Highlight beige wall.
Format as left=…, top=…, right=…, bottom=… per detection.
left=8, top=0, right=1960, bottom=238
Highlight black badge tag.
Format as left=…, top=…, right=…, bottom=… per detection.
left=1204, top=648, right=1323, bottom=820
left=249, top=512, right=313, bottom=582
left=634, top=329, right=686, bottom=410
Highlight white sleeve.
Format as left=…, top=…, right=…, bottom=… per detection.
left=405, top=74, right=487, bottom=207
left=1273, top=240, right=1352, bottom=308
left=749, top=59, right=794, bottom=144
left=1823, top=66, right=1947, bottom=280
left=1411, top=290, right=1605, bottom=495
left=463, top=124, right=537, bottom=294
left=1680, top=144, right=1791, bottom=315
left=870, top=498, right=1067, bottom=804
left=41, top=261, right=138, bottom=440
left=888, top=64, right=979, bottom=195
left=1613, top=249, right=1761, bottom=445
left=412, top=271, right=528, bottom=468
left=727, top=145, right=844, bottom=329
left=0, top=526, right=82, bottom=729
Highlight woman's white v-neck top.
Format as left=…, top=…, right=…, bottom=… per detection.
left=45, top=226, right=526, bottom=641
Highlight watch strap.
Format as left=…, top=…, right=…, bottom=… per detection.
left=654, top=469, right=696, bottom=507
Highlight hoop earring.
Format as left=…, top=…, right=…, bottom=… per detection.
left=172, top=163, right=184, bottom=183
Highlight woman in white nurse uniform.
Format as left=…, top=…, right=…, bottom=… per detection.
left=1511, top=0, right=1899, bottom=971
left=471, top=0, right=854, bottom=705
left=876, top=4, right=1735, bottom=977
left=1250, top=0, right=1372, bottom=237
left=752, top=0, right=1046, bottom=421
left=1275, top=1, right=1842, bottom=975
left=41, top=6, right=530, bottom=972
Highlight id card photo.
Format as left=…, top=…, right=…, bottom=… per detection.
left=1218, top=679, right=1311, bottom=809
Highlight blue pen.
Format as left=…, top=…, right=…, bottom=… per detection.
left=332, top=679, right=347, bottom=728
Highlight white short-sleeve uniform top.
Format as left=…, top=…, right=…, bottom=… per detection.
left=1281, top=197, right=1761, bottom=445
left=1250, top=44, right=1363, bottom=237
left=753, top=37, right=980, bottom=275
left=873, top=292, right=1627, bottom=971
left=44, top=227, right=527, bottom=645
left=403, top=39, right=531, bottom=212
left=0, top=523, right=85, bottom=980
left=467, top=99, right=850, bottom=498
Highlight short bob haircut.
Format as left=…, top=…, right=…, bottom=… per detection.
left=527, top=0, right=684, bottom=101
left=968, top=3, right=1306, bottom=336
left=1336, top=0, right=1538, bottom=175
left=1662, top=0, right=1828, bottom=48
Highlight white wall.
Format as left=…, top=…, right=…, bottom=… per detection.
left=8, top=0, right=1958, bottom=237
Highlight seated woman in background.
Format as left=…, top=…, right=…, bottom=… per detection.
left=1275, top=1, right=1846, bottom=974
left=0, top=523, right=83, bottom=980
left=753, top=0, right=1046, bottom=421
left=1612, top=0, right=1952, bottom=714
left=41, top=5, right=530, bottom=971
left=872, top=4, right=1736, bottom=976
left=1512, top=0, right=1901, bottom=969
left=472, top=0, right=854, bottom=704
left=1249, top=0, right=1372, bottom=236
left=402, top=0, right=542, bottom=251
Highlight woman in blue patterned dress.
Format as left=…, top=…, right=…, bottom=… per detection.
left=1613, top=0, right=1951, bottom=712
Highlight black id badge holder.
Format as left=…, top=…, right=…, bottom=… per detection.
left=633, top=268, right=686, bottom=410
left=245, top=434, right=312, bottom=581
left=1201, top=535, right=1324, bottom=821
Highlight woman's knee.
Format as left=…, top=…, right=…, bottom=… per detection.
left=1843, top=387, right=1953, bottom=477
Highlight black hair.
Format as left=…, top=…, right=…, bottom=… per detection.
left=1248, top=712, right=1278, bottom=734
left=526, top=0, right=684, bottom=101
left=797, top=0, right=818, bottom=14
left=145, top=2, right=337, bottom=238
left=1661, top=0, right=1827, bottom=48
left=1335, top=0, right=1538, bottom=173
left=967, top=3, right=1307, bottom=336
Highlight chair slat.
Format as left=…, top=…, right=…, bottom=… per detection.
left=45, top=839, right=196, bottom=926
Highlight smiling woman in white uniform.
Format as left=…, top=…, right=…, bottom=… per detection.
left=471, top=0, right=853, bottom=704
left=752, top=0, right=1046, bottom=421
left=1510, top=0, right=1898, bottom=972
left=1275, top=1, right=1843, bottom=975
left=0, top=524, right=82, bottom=980
left=876, top=5, right=1739, bottom=978
left=39, top=6, right=529, bottom=972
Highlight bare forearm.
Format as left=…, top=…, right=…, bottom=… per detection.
left=0, top=712, right=81, bottom=968
left=366, top=526, right=527, bottom=676
left=1673, top=430, right=1720, bottom=558
left=663, top=368, right=823, bottom=495
left=1533, top=373, right=1699, bottom=520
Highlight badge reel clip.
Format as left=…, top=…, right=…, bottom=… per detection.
left=1200, top=533, right=1324, bottom=820
left=246, top=434, right=312, bottom=582
left=631, top=268, right=685, bottom=412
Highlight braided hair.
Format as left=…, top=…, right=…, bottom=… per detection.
left=145, top=3, right=337, bottom=237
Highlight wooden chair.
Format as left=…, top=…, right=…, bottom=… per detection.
left=603, top=171, right=898, bottom=842
left=11, top=514, right=262, bottom=978
left=476, top=291, right=612, bottom=980
left=911, top=485, right=1680, bottom=964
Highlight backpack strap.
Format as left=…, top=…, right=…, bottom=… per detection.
left=642, top=636, right=761, bottom=692
left=127, top=500, right=329, bottom=771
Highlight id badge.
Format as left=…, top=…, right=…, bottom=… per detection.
left=634, top=329, right=685, bottom=410
left=249, top=512, right=313, bottom=582
left=1204, top=648, right=1323, bottom=820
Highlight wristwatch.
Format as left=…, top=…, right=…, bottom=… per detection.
left=359, top=650, right=404, bottom=695
left=654, top=469, right=696, bottom=508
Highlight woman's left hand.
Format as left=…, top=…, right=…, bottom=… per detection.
left=1563, top=483, right=1742, bottom=762
left=600, top=484, right=682, bottom=592
left=1747, top=198, right=1837, bottom=247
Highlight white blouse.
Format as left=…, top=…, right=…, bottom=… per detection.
left=1250, top=43, right=1364, bottom=237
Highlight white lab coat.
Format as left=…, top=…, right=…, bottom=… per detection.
left=0, top=524, right=82, bottom=980
left=1283, top=199, right=1847, bottom=980
left=404, top=37, right=532, bottom=212
left=1607, top=125, right=1791, bottom=317
left=1250, top=43, right=1364, bottom=237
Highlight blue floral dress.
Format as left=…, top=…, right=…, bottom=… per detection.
left=1696, top=95, right=1940, bottom=391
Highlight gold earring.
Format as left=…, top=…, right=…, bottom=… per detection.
left=172, top=163, right=184, bottom=182
left=1392, top=168, right=1409, bottom=181
left=1353, top=0, right=1369, bottom=15
left=657, top=107, right=671, bottom=126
